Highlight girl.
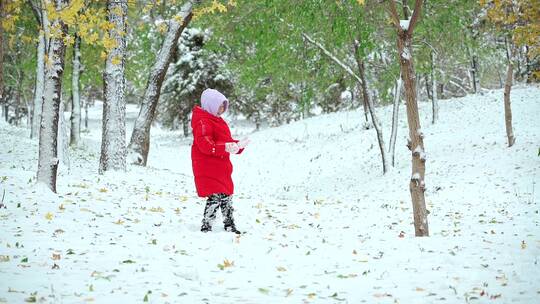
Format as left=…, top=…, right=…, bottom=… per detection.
left=190, top=88, right=249, bottom=234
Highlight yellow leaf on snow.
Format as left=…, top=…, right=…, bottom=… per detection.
left=45, top=212, right=54, bottom=220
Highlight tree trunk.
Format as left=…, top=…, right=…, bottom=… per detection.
left=352, top=39, right=371, bottom=127
left=58, top=99, right=70, bottom=167
left=430, top=50, right=438, bottom=124
left=424, top=74, right=431, bottom=100
left=389, top=0, right=429, bottom=237
left=302, top=32, right=388, bottom=174
left=503, top=57, right=515, bottom=147
left=29, top=0, right=49, bottom=138
left=389, top=76, right=401, bottom=167
left=36, top=0, right=68, bottom=193
left=31, top=32, right=46, bottom=139
left=14, top=71, right=24, bottom=126
left=70, top=34, right=81, bottom=146
left=100, top=0, right=128, bottom=173
left=357, top=59, right=388, bottom=174
left=471, top=54, right=478, bottom=94
left=84, top=98, right=89, bottom=130
left=183, top=119, right=189, bottom=137
left=127, top=1, right=195, bottom=166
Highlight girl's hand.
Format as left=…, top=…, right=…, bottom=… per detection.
left=225, top=142, right=240, bottom=154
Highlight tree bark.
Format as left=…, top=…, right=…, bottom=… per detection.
left=389, top=0, right=429, bottom=237
left=37, top=0, right=68, bottom=193
left=389, top=75, right=401, bottom=167
left=352, top=38, right=371, bottom=127
left=29, top=0, right=47, bottom=139
left=100, top=0, right=128, bottom=173
left=84, top=98, right=88, bottom=130
left=471, top=54, right=478, bottom=93
left=127, top=0, right=195, bottom=166
left=503, top=54, right=515, bottom=147
left=31, top=32, right=46, bottom=138
left=302, top=32, right=388, bottom=174
left=58, top=99, right=70, bottom=167
left=70, top=34, right=81, bottom=146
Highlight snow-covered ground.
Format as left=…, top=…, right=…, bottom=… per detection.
left=0, top=86, right=539, bottom=303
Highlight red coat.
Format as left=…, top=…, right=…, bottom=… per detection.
left=190, top=106, right=243, bottom=197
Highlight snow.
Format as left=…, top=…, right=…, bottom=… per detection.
left=1, top=86, right=539, bottom=303
left=401, top=47, right=411, bottom=61
left=400, top=19, right=410, bottom=31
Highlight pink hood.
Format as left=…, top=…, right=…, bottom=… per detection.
left=201, top=88, right=228, bottom=116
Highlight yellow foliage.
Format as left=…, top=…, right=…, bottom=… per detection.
left=158, top=23, right=169, bottom=34
left=357, top=0, right=366, bottom=5
left=193, top=0, right=231, bottom=20
left=45, top=212, right=54, bottom=221
left=64, top=34, right=75, bottom=46
left=58, top=0, right=85, bottom=26
left=111, top=56, right=122, bottom=65
left=99, top=21, right=116, bottom=32
left=173, top=14, right=184, bottom=24
left=102, top=35, right=118, bottom=50
left=22, top=35, right=34, bottom=44
left=482, top=0, right=540, bottom=67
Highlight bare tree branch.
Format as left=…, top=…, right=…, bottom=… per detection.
left=388, top=0, right=401, bottom=30
left=301, top=33, right=363, bottom=84
left=408, top=0, right=423, bottom=33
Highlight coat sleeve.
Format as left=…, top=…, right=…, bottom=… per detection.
left=193, top=120, right=228, bottom=156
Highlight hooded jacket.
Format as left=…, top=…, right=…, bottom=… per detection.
left=190, top=105, right=242, bottom=197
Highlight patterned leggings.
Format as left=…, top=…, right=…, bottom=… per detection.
left=201, top=193, right=236, bottom=230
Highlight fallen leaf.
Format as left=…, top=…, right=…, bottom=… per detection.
left=45, top=212, right=54, bottom=221
left=276, top=266, right=287, bottom=272
left=52, top=253, right=61, bottom=260
left=122, top=259, right=136, bottom=264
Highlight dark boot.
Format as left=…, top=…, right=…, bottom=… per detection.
left=219, top=195, right=241, bottom=234
left=201, top=196, right=220, bottom=233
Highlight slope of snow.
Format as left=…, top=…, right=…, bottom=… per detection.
left=0, top=86, right=539, bottom=303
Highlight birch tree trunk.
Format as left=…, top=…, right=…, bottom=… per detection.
left=99, top=0, right=128, bottom=173
left=70, top=34, right=81, bottom=146
left=430, top=50, right=438, bottom=124
left=36, top=0, right=68, bottom=193
left=30, top=1, right=48, bottom=139
left=503, top=51, right=516, bottom=147
left=389, top=0, right=429, bottom=237
left=127, top=0, right=195, bottom=166
left=58, top=99, right=70, bottom=168
left=32, top=32, right=46, bottom=139
left=389, top=76, right=401, bottom=167
left=302, top=32, right=388, bottom=174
